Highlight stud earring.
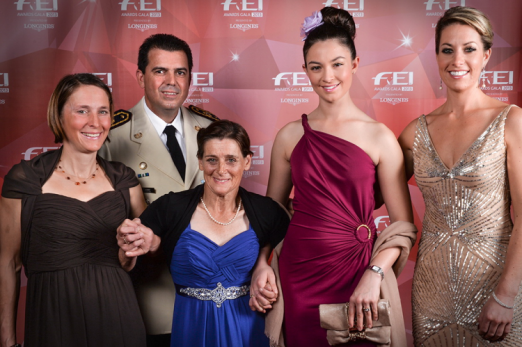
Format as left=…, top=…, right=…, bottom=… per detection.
left=439, top=78, right=442, bottom=90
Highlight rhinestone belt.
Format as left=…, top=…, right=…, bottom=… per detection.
left=178, top=282, right=250, bottom=308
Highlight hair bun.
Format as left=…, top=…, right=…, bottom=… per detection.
left=321, top=6, right=356, bottom=40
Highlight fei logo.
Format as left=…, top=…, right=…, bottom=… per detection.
left=251, top=145, right=264, bottom=165
left=481, top=71, right=514, bottom=91
left=374, top=215, right=390, bottom=232
left=192, top=73, right=214, bottom=92
left=425, top=0, right=465, bottom=11
left=23, top=147, right=60, bottom=161
left=0, top=73, right=9, bottom=93
left=222, top=0, right=263, bottom=11
left=92, top=73, right=112, bottom=91
left=273, top=72, right=312, bottom=92
left=372, top=72, right=414, bottom=91
left=15, top=0, right=57, bottom=11
left=119, top=0, right=161, bottom=11
left=323, top=0, right=364, bottom=16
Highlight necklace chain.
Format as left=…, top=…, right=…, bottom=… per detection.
left=200, top=197, right=242, bottom=226
left=55, top=160, right=99, bottom=186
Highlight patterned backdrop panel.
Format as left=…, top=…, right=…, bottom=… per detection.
left=0, top=0, right=521, bottom=345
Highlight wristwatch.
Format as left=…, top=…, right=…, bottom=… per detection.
left=367, top=265, right=384, bottom=280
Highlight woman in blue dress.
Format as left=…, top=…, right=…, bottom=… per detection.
left=118, top=120, right=289, bottom=347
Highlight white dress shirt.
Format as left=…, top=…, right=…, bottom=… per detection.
left=143, top=100, right=187, bottom=162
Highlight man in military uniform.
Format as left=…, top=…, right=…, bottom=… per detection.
left=99, top=33, right=217, bottom=347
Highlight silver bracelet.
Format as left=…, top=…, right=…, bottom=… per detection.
left=492, top=291, right=514, bottom=309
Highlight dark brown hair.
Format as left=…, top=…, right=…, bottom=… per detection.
left=435, top=6, right=493, bottom=54
left=197, top=120, right=254, bottom=159
left=137, top=33, right=193, bottom=81
left=47, top=73, right=113, bottom=143
left=303, top=7, right=357, bottom=65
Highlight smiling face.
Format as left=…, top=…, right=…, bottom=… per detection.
left=303, top=39, right=359, bottom=104
left=199, top=138, right=252, bottom=199
left=437, top=23, right=491, bottom=92
left=61, top=85, right=111, bottom=154
left=137, top=48, right=190, bottom=122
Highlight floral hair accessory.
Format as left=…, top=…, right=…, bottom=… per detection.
left=300, top=10, right=323, bottom=41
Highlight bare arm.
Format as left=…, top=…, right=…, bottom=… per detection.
left=478, top=106, right=522, bottom=340
left=0, top=198, right=22, bottom=347
left=266, top=123, right=300, bottom=206
left=118, top=185, right=152, bottom=271
left=349, top=126, right=414, bottom=330
left=398, top=118, right=418, bottom=181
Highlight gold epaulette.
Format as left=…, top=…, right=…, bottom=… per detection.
left=111, top=109, right=132, bottom=129
left=188, top=105, right=220, bottom=122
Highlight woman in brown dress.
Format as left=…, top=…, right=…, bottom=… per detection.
left=399, top=6, right=522, bottom=346
left=0, top=73, right=149, bottom=347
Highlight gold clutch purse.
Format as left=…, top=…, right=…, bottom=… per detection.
left=319, top=299, right=391, bottom=345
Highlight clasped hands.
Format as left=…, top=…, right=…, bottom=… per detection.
left=117, top=218, right=157, bottom=258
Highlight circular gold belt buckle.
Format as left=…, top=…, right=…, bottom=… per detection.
left=357, top=224, right=372, bottom=240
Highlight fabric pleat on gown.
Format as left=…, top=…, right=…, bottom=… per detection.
left=279, top=114, right=377, bottom=347
left=24, top=191, right=146, bottom=346
left=170, top=225, right=268, bottom=347
left=412, top=105, right=522, bottom=346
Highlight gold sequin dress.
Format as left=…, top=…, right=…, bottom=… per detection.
left=412, top=105, right=522, bottom=346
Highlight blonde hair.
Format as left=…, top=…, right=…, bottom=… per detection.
left=435, top=6, right=493, bottom=54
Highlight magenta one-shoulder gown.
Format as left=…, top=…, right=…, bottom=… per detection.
left=279, top=115, right=377, bottom=347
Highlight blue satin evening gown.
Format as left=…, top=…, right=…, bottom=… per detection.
left=169, top=224, right=268, bottom=347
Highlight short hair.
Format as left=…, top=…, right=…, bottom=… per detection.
left=197, top=120, right=254, bottom=159
left=137, top=33, right=193, bottom=78
left=47, top=73, right=113, bottom=144
left=435, top=6, right=494, bottom=54
left=303, top=7, right=357, bottom=65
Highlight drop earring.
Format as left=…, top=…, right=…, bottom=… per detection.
left=439, top=78, right=442, bottom=90
left=481, top=68, right=486, bottom=89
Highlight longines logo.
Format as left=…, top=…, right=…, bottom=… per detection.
left=273, top=72, right=313, bottom=92
left=190, top=73, right=214, bottom=92
left=0, top=73, right=9, bottom=93
left=120, top=0, right=161, bottom=17
left=127, top=23, right=158, bottom=31
left=251, top=145, right=264, bottom=165
left=323, top=0, right=365, bottom=17
left=185, top=98, right=209, bottom=104
left=222, top=0, right=263, bottom=17
left=243, top=170, right=260, bottom=178
left=481, top=71, right=514, bottom=91
left=379, top=98, right=408, bottom=105
left=230, top=23, right=259, bottom=31
left=372, top=72, right=414, bottom=92
left=93, top=73, right=113, bottom=92
left=23, top=147, right=60, bottom=160
left=281, top=98, right=310, bottom=106
left=425, top=0, right=465, bottom=16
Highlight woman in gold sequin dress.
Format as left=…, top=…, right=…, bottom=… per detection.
left=399, top=6, right=522, bottom=346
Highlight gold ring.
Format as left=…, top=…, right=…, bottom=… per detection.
left=250, top=294, right=255, bottom=298
left=357, top=224, right=372, bottom=240
left=123, top=235, right=129, bottom=245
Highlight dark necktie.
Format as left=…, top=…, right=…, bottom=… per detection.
left=164, top=125, right=186, bottom=181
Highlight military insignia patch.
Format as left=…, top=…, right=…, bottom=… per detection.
left=188, top=105, right=220, bottom=122
left=111, top=109, right=132, bottom=129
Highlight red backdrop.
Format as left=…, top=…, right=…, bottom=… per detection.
left=1, top=0, right=521, bottom=345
